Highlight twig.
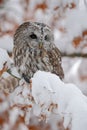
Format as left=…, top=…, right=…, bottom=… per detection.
left=7, top=69, right=21, bottom=80
left=61, top=53, right=87, bottom=58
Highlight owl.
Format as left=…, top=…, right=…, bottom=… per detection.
left=13, top=22, right=64, bottom=83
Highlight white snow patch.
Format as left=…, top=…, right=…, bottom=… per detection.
left=32, top=71, right=87, bottom=130
left=0, top=48, right=11, bottom=70
left=0, top=36, right=13, bottom=52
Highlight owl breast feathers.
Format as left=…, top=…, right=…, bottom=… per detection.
left=13, top=22, right=64, bottom=83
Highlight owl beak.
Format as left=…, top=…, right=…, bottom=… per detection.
left=39, top=42, right=43, bottom=49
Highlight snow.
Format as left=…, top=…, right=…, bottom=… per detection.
left=32, top=71, right=87, bottom=130
left=0, top=0, right=23, bottom=23
left=18, top=124, right=28, bottom=130
left=9, top=85, right=32, bottom=106
left=0, top=48, right=11, bottom=70
left=9, top=107, right=19, bottom=126
left=64, top=7, right=87, bottom=38
left=10, top=66, right=21, bottom=79
left=54, top=1, right=87, bottom=54
left=0, top=35, right=13, bottom=52
left=1, top=69, right=86, bottom=130
left=63, top=57, right=87, bottom=95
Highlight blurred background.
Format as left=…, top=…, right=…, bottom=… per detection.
left=0, top=0, right=87, bottom=130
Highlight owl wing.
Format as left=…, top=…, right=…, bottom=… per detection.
left=47, top=46, right=64, bottom=79
left=13, top=45, right=24, bottom=67
left=13, top=44, right=36, bottom=82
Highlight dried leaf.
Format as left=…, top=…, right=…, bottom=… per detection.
left=73, top=36, right=82, bottom=47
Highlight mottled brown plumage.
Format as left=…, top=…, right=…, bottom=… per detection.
left=13, top=22, right=64, bottom=83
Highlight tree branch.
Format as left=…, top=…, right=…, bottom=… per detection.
left=61, top=53, right=87, bottom=58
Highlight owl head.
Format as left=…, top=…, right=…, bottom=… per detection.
left=14, top=22, right=54, bottom=50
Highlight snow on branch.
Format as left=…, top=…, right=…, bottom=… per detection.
left=0, top=70, right=87, bottom=130
left=32, top=71, right=87, bottom=130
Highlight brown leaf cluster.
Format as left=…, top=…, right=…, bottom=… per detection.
left=73, top=30, right=87, bottom=47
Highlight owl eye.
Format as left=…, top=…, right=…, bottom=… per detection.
left=30, top=33, right=37, bottom=39
left=44, top=35, right=50, bottom=41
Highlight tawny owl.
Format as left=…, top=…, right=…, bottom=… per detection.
left=13, top=22, right=64, bottom=83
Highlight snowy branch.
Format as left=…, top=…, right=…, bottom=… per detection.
left=1, top=70, right=87, bottom=130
